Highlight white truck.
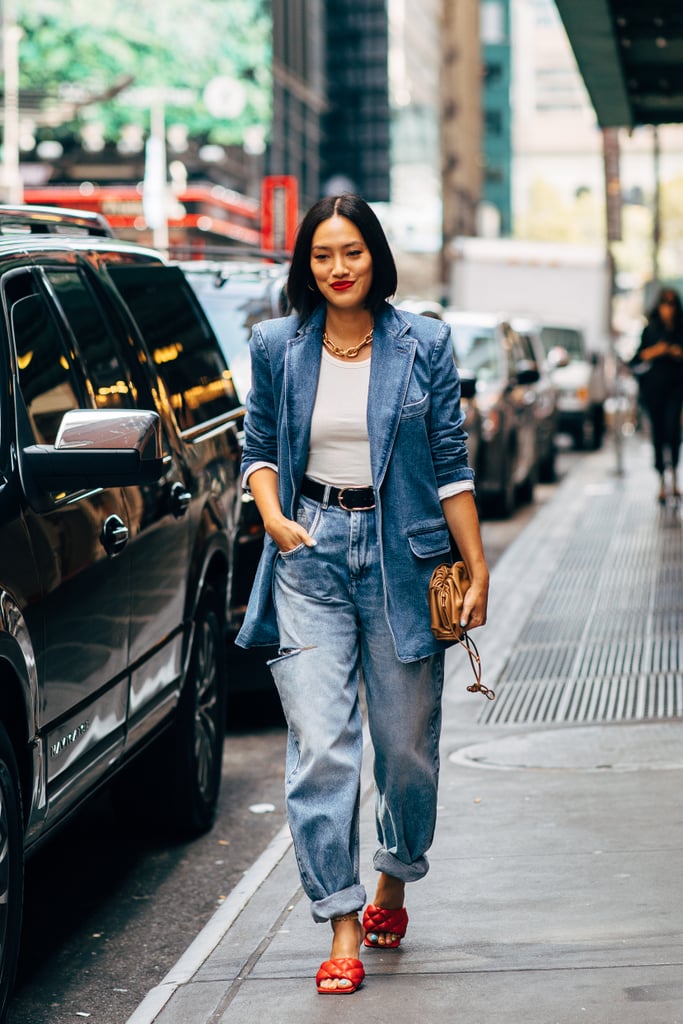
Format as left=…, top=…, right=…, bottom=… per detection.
left=447, top=236, right=613, bottom=449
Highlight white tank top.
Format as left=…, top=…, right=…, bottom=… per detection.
left=305, top=348, right=372, bottom=487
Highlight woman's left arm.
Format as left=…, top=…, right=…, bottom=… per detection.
left=424, top=320, right=489, bottom=627
left=441, top=491, right=489, bottom=630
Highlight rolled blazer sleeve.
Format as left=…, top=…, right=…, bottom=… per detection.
left=241, top=323, right=279, bottom=479
left=427, top=322, right=475, bottom=489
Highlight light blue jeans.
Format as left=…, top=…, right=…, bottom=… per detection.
left=268, top=495, right=444, bottom=923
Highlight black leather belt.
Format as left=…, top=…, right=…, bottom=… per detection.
left=301, top=477, right=375, bottom=511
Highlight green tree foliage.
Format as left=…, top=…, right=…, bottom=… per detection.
left=18, top=0, right=271, bottom=146
left=515, top=178, right=606, bottom=245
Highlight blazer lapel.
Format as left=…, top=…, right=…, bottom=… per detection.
left=283, top=307, right=325, bottom=503
left=367, top=306, right=415, bottom=488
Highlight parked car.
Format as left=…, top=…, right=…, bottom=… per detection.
left=511, top=317, right=559, bottom=482
left=538, top=323, right=607, bottom=450
left=0, top=205, right=261, bottom=1020
left=444, top=311, right=540, bottom=517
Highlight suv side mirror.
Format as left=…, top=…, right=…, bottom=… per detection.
left=22, top=409, right=165, bottom=492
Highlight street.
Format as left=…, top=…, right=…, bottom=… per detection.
left=6, top=448, right=581, bottom=1024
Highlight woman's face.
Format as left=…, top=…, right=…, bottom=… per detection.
left=659, top=294, right=676, bottom=326
left=310, top=214, right=373, bottom=311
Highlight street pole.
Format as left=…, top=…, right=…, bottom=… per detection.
left=602, top=126, right=624, bottom=477
left=142, top=95, right=169, bottom=251
left=2, top=8, right=24, bottom=204
left=652, top=124, right=661, bottom=290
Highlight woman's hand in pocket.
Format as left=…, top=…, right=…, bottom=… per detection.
left=265, top=513, right=317, bottom=553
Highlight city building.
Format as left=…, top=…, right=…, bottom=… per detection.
left=321, top=2, right=391, bottom=202
left=384, top=0, right=481, bottom=295
left=480, top=0, right=512, bottom=235
left=440, top=0, right=482, bottom=248
left=269, top=0, right=326, bottom=209
left=269, top=0, right=391, bottom=209
left=512, top=0, right=683, bottom=257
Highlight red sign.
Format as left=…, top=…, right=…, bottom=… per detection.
left=260, top=175, right=298, bottom=252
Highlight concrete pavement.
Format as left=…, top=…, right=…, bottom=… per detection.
left=127, top=433, right=683, bottom=1024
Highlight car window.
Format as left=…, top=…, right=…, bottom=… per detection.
left=449, top=324, right=501, bottom=381
left=185, top=270, right=286, bottom=402
left=6, top=275, right=81, bottom=445
left=45, top=268, right=137, bottom=411
left=540, top=326, right=584, bottom=359
left=185, top=281, right=261, bottom=402
left=107, top=264, right=240, bottom=432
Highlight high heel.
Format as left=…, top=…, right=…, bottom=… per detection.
left=658, top=475, right=667, bottom=504
left=316, top=957, right=364, bottom=994
left=362, top=904, right=409, bottom=948
left=316, top=913, right=364, bottom=994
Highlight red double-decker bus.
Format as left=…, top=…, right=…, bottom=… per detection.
left=23, top=175, right=299, bottom=257
left=22, top=181, right=261, bottom=254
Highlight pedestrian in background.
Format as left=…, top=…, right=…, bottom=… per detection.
left=631, top=287, right=683, bottom=503
left=236, top=193, right=489, bottom=994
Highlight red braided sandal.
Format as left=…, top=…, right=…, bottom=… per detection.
left=316, top=956, right=365, bottom=994
left=362, top=904, right=409, bottom=948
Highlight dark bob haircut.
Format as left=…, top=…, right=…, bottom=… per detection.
left=287, top=193, right=398, bottom=319
left=648, top=286, right=683, bottom=330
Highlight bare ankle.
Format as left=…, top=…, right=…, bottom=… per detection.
left=330, top=914, right=362, bottom=959
left=374, top=873, right=405, bottom=909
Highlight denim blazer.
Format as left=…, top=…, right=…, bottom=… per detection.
left=235, top=302, right=474, bottom=662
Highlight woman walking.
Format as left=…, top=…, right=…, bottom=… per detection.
left=236, top=194, right=489, bottom=993
left=632, top=287, right=683, bottom=503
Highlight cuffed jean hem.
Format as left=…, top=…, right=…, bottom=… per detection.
left=311, top=884, right=367, bottom=923
left=373, top=848, right=430, bottom=883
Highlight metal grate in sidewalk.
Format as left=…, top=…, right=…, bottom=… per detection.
left=480, top=457, right=683, bottom=726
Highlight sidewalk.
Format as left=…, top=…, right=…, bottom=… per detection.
left=128, top=434, right=683, bottom=1024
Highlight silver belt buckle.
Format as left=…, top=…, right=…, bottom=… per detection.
left=338, top=487, right=375, bottom=511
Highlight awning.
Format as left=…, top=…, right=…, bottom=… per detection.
left=554, top=1, right=683, bottom=127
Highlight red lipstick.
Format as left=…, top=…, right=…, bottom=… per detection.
left=331, top=281, right=354, bottom=291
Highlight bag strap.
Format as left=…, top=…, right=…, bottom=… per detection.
left=455, top=632, right=495, bottom=700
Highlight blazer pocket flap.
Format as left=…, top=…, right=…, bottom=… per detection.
left=400, top=392, right=429, bottom=420
left=408, top=525, right=451, bottom=558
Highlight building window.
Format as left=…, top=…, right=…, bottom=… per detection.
left=481, top=1, right=505, bottom=45
left=485, top=109, right=503, bottom=135
left=485, top=167, right=505, bottom=185
left=484, top=62, right=504, bottom=87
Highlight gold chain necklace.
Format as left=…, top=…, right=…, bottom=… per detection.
left=322, top=328, right=373, bottom=359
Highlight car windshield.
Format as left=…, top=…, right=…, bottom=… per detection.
left=540, top=326, right=584, bottom=359
left=449, top=324, right=501, bottom=381
left=185, top=271, right=284, bottom=401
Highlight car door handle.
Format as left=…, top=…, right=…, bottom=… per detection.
left=101, top=514, right=129, bottom=557
left=169, top=482, right=192, bottom=518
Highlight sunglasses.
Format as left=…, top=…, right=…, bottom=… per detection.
left=659, top=297, right=676, bottom=306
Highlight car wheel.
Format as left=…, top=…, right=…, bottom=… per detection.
left=0, top=725, right=24, bottom=1022
left=487, top=458, right=516, bottom=518
left=110, top=592, right=227, bottom=838
left=537, top=439, right=557, bottom=483
left=516, top=470, right=535, bottom=507
left=591, top=405, right=605, bottom=450
left=575, top=417, right=592, bottom=450
left=171, top=593, right=227, bottom=837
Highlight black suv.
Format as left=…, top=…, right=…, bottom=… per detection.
left=0, top=206, right=256, bottom=1018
